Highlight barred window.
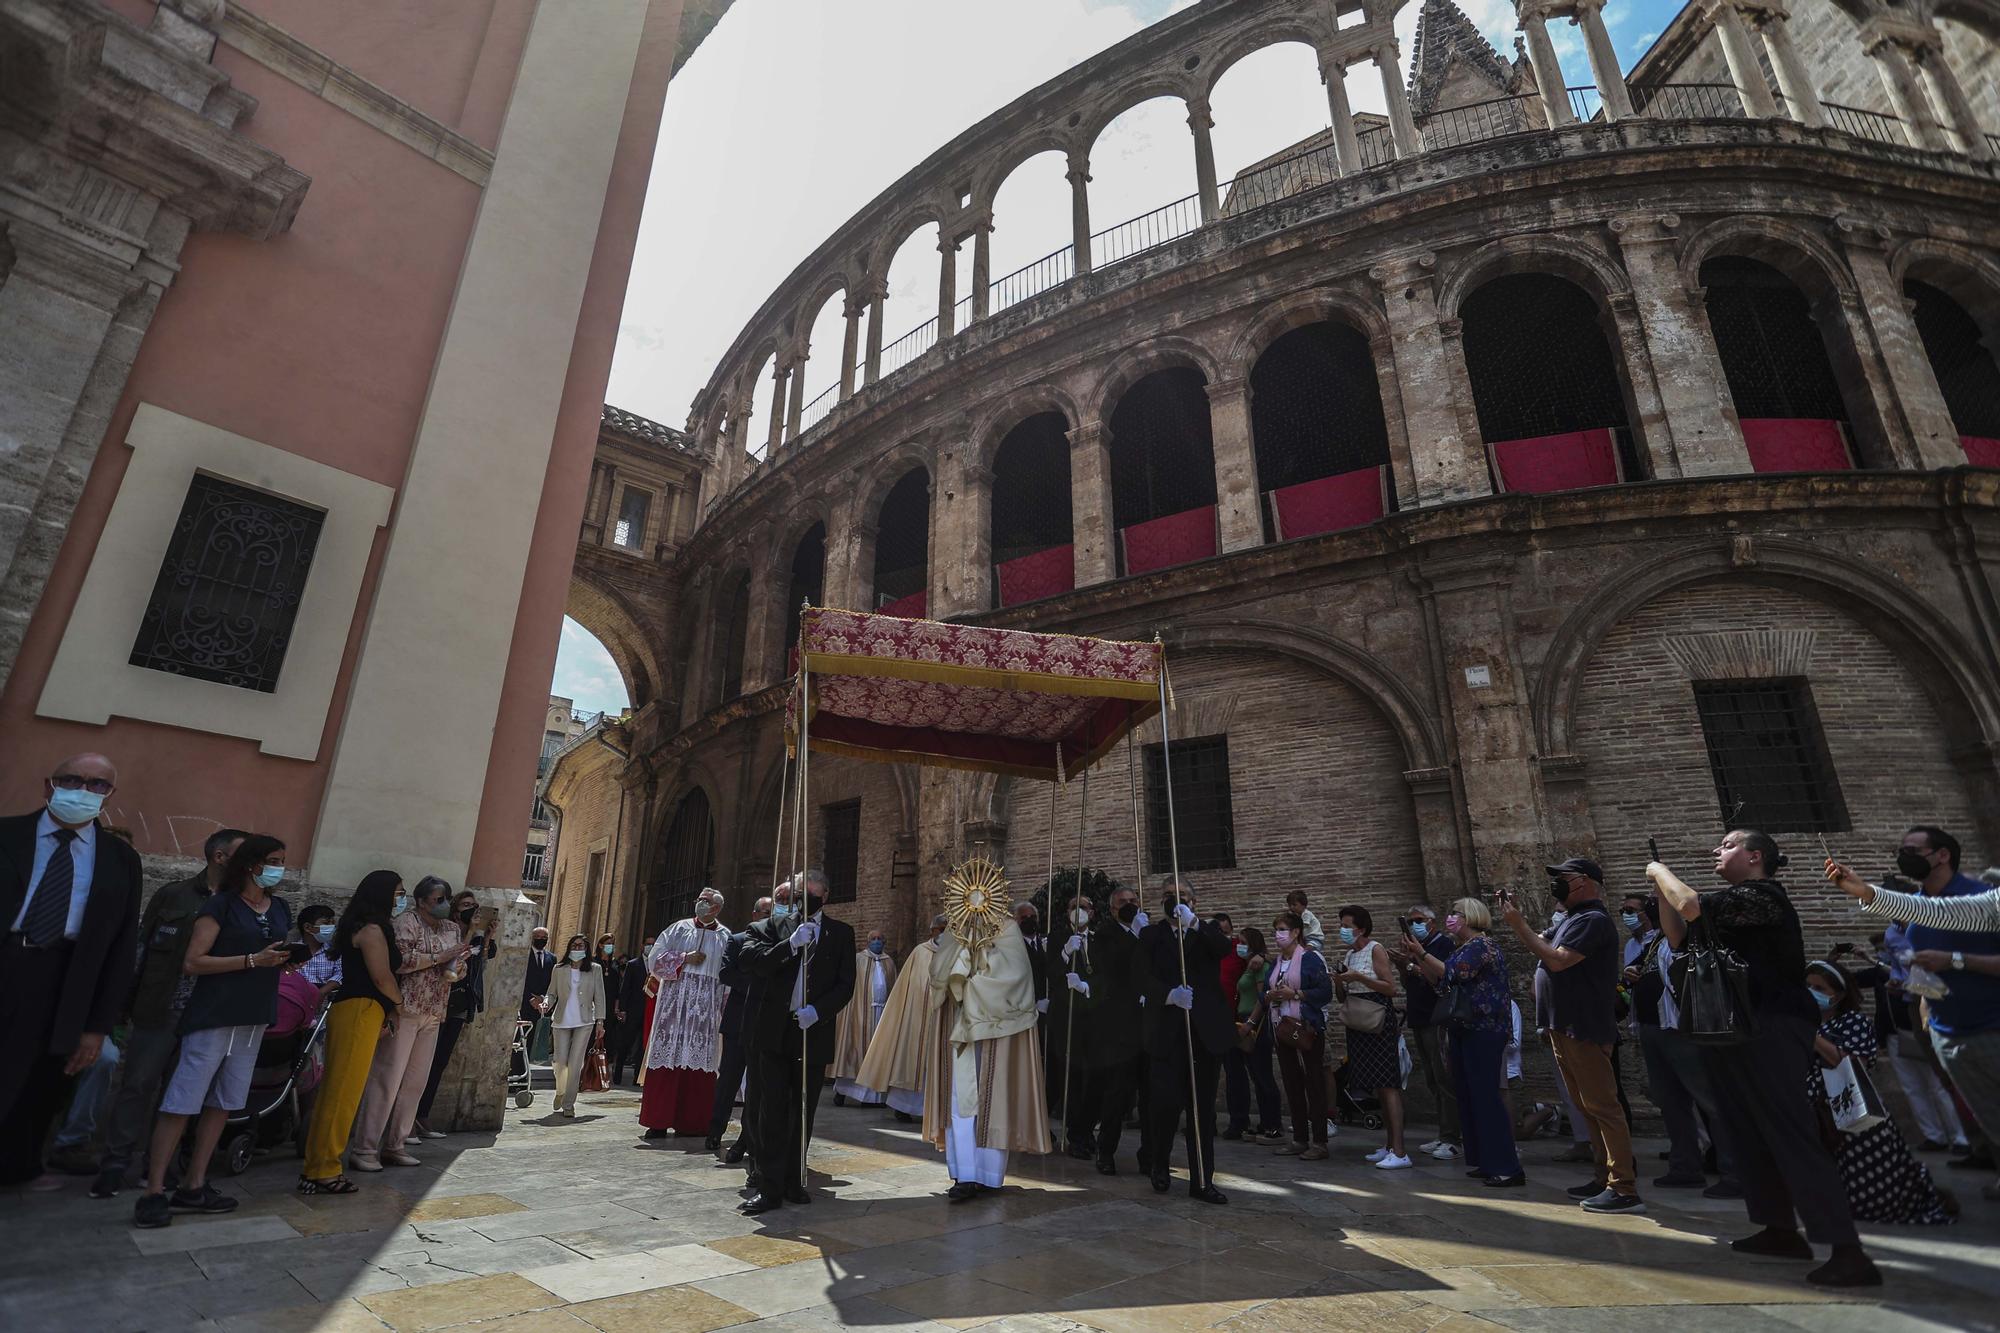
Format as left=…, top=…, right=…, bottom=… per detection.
left=1692, top=679, right=1849, bottom=833
left=130, top=474, right=325, bottom=693
left=522, top=846, right=546, bottom=883
left=1144, top=735, right=1236, bottom=873
left=614, top=487, right=650, bottom=549
left=822, top=800, right=861, bottom=904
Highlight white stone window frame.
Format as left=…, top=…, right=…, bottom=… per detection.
left=38, top=402, right=394, bottom=761
left=612, top=483, right=653, bottom=552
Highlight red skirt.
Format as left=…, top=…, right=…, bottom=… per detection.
left=640, top=1066, right=718, bottom=1132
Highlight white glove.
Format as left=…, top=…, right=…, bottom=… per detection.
left=1166, top=985, right=1194, bottom=1011
left=1172, top=903, right=1196, bottom=929
left=1062, top=933, right=1086, bottom=960
left=1036, top=998, right=1049, bottom=1014
left=1065, top=972, right=1091, bottom=997
left=1132, top=910, right=1150, bottom=931
left=796, top=1005, right=818, bottom=1029
left=789, top=920, right=820, bottom=952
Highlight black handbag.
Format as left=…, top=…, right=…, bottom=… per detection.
left=1669, top=918, right=1756, bottom=1046
left=1437, top=982, right=1478, bottom=1029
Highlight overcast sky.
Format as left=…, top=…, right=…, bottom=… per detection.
left=554, top=0, right=1680, bottom=715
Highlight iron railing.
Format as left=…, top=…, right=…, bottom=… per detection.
left=990, top=243, right=1078, bottom=314
left=1357, top=123, right=1395, bottom=168
left=1568, top=86, right=1603, bottom=122
left=1823, top=101, right=1906, bottom=146
left=799, top=380, right=841, bottom=432
left=1630, top=82, right=1743, bottom=118
left=1226, top=138, right=1344, bottom=214
left=878, top=314, right=939, bottom=378
left=1091, top=192, right=1204, bottom=268
left=1420, top=93, right=1542, bottom=151
left=1987, top=131, right=2000, bottom=157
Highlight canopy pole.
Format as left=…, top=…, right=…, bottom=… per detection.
left=797, top=651, right=813, bottom=1190
left=1155, top=653, right=1204, bottom=1190
left=1060, top=764, right=1089, bottom=1148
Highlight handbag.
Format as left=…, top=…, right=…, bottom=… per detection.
left=1274, top=1014, right=1317, bottom=1051
left=1436, top=982, right=1478, bottom=1030
left=1341, top=992, right=1388, bottom=1034
left=580, top=1033, right=610, bottom=1093
left=1668, top=918, right=1756, bottom=1046
left=1821, top=1055, right=1889, bottom=1134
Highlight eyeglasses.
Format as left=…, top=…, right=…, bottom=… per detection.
left=51, top=774, right=114, bottom=795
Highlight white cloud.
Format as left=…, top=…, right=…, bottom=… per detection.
left=550, top=617, right=629, bottom=718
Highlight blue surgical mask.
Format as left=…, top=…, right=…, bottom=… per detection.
left=256, top=865, right=284, bottom=889
left=1235, top=942, right=1249, bottom=959
left=395, top=894, right=409, bottom=914
left=1411, top=922, right=1429, bottom=941
left=1621, top=912, right=1641, bottom=931
left=568, top=949, right=586, bottom=963
left=47, top=788, right=105, bottom=825
left=1338, top=926, right=1356, bottom=946
left=770, top=902, right=795, bottom=923
left=868, top=939, right=885, bottom=954
left=1812, top=989, right=1833, bottom=1010
left=314, top=924, right=334, bottom=946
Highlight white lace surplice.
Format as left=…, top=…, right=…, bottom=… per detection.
left=645, top=919, right=727, bottom=1073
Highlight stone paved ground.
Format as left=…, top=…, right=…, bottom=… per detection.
left=3, top=1087, right=1997, bottom=1332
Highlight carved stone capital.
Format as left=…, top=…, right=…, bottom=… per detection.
left=1607, top=212, right=1680, bottom=246
left=1834, top=216, right=1893, bottom=250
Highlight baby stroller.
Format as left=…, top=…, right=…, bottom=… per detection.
left=1332, top=1053, right=1384, bottom=1131
left=508, top=1019, right=535, bottom=1108
left=179, top=977, right=330, bottom=1178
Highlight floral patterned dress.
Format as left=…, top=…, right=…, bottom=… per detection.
left=1807, top=1008, right=1953, bottom=1225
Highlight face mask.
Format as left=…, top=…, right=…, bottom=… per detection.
left=1621, top=912, right=1641, bottom=931
left=770, top=902, right=795, bottom=923
left=46, top=788, right=105, bottom=825
left=806, top=894, right=826, bottom=917
left=1235, top=942, right=1249, bottom=959
left=315, top=925, right=334, bottom=946
left=601, top=944, right=615, bottom=955
left=1549, top=910, right=1568, bottom=928
left=868, top=939, right=885, bottom=954
left=1812, top=989, right=1833, bottom=1010
left=1116, top=903, right=1138, bottom=925
left=1338, top=926, right=1356, bottom=946
left=395, top=895, right=409, bottom=914
left=1411, top=922, right=1429, bottom=940
left=427, top=899, right=452, bottom=919
left=696, top=901, right=716, bottom=919
left=1274, top=930, right=1294, bottom=948
left=458, top=907, right=475, bottom=923
left=1070, top=907, right=1091, bottom=928
left=1549, top=880, right=1574, bottom=906
left=1443, top=915, right=1463, bottom=934
left=1896, top=848, right=1936, bottom=880
left=256, top=865, right=285, bottom=889
left=568, top=949, right=586, bottom=963
left=533, top=938, right=548, bottom=952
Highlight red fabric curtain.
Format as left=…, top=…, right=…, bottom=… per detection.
left=995, top=544, right=1075, bottom=607
left=1741, top=418, right=1851, bottom=472
left=1270, top=467, right=1386, bottom=540
left=877, top=589, right=928, bottom=619
left=1490, top=428, right=1619, bottom=494
left=1120, top=505, right=1217, bottom=576
left=1961, top=436, right=2000, bottom=468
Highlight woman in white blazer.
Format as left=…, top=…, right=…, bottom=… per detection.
left=542, top=933, right=606, bottom=1116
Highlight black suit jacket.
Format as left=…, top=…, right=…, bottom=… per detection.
left=1082, top=920, right=1150, bottom=1066
left=1139, top=916, right=1234, bottom=1058
left=616, top=956, right=648, bottom=1015
left=739, top=911, right=856, bottom=1066
left=521, top=948, right=557, bottom=1015
left=717, top=928, right=754, bottom=1042
left=0, top=811, right=143, bottom=1057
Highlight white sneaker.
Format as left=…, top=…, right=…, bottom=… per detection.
left=1325, top=1119, right=1340, bottom=1138
left=1365, top=1147, right=1391, bottom=1163
left=1428, top=1143, right=1460, bottom=1160
left=1375, top=1153, right=1414, bottom=1170
left=422, top=1129, right=447, bottom=1140
left=1417, top=1139, right=1444, bottom=1153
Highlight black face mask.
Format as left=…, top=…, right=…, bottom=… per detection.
left=1896, top=848, right=1937, bottom=881
left=1548, top=879, right=1573, bottom=906
left=459, top=908, right=475, bottom=923
left=1116, top=902, right=1138, bottom=925
left=806, top=894, right=826, bottom=917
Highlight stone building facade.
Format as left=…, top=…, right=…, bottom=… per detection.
left=551, top=0, right=2000, bottom=1024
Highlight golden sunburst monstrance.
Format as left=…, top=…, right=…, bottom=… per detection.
left=942, top=856, right=1011, bottom=953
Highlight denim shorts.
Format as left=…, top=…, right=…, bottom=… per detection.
left=161, top=1024, right=266, bottom=1114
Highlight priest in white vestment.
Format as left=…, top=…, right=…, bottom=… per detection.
left=833, top=929, right=898, bottom=1105
left=926, top=906, right=1051, bottom=1200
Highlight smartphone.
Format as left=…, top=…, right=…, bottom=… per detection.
left=1395, top=916, right=1411, bottom=938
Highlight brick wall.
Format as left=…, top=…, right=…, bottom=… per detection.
left=795, top=754, right=910, bottom=946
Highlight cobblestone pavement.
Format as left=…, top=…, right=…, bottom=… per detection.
left=4, top=1087, right=1997, bottom=1331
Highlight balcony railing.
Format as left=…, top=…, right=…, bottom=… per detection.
left=1421, top=93, right=1542, bottom=151
left=1091, top=192, right=1204, bottom=268
left=1823, top=101, right=1906, bottom=146
left=1568, top=86, right=1603, bottom=122
left=1630, top=82, right=1744, bottom=118
left=878, top=315, right=938, bottom=378
left=990, top=243, right=1078, bottom=315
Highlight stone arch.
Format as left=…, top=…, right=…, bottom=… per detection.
left=968, top=382, right=1086, bottom=473
left=1438, top=232, right=1631, bottom=319
left=1674, top=215, right=1858, bottom=307
left=971, top=130, right=1085, bottom=214
left=795, top=271, right=852, bottom=334
left=854, top=441, right=938, bottom=531
left=1934, top=0, right=2000, bottom=42
left=1891, top=236, right=2000, bottom=343
left=1077, top=75, right=1206, bottom=165
left=1200, top=20, right=1334, bottom=97
left=866, top=200, right=953, bottom=287
left=564, top=573, right=663, bottom=712
left=1534, top=538, right=2000, bottom=762
left=1088, top=334, right=1225, bottom=424
left=1224, top=285, right=1390, bottom=380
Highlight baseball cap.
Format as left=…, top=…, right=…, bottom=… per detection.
left=1545, top=856, right=1603, bottom=883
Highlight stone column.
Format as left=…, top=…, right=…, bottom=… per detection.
left=930, top=450, right=992, bottom=616
left=1375, top=43, right=1423, bottom=157
left=1319, top=53, right=1364, bottom=172
left=1608, top=214, right=1751, bottom=476
left=1371, top=255, right=1492, bottom=503
left=1708, top=0, right=1781, bottom=118
left=764, top=361, right=788, bottom=457
left=784, top=353, right=807, bottom=442
left=937, top=232, right=959, bottom=338
left=864, top=280, right=887, bottom=385
left=821, top=497, right=858, bottom=609
left=840, top=295, right=863, bottom=398
left=1914, top=41, right=1993, bottom=161
left=1572, top=0, right=1636, bottom=121
left=1751, top=4, right=1826, bottom=127
left=1067, top=421, right=1117, bottom=585
left=1518, top=8, right=1577, bottom=127
left=1188, top=96, right=1220, bottom=222
left=1837, top=218, right=1966, bottom=468
left=429, top=886, right=539, bottom=1131
left=1067, top=151, right=1094, bottom=276
left=1866, top=33, right=1950, bottom=151
left=740, top=547, right=782, bottom=692
left=970, top=218, right=993, bottom=320
left=1204, top=377, right=1263, bottom=552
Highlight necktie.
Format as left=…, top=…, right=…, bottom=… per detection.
left=24, top=829, right=78, bottom=947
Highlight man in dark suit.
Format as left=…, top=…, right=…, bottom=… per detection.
left=521, top=927, right=556, bottom=1022
left=608, top=945, right=649, bottom=1084
left=711, top=894, right=771, bottom=1157
left=1140, top=879, right=1232, bottom=1204
left=1086, top=884, right=1154, bottom=1176
left=1, top=753, right=144, bottom=1186
left=1044, top=892, right=1095, bottom=1159
left=737, top=870, right=855, bottom=1214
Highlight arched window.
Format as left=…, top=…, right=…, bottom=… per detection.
left=1905, top=278, right=2000, bottom=466
left=990, top=413, right=1074, bottom=606
left=1461, top=273, right=1632, bottom=492
left=1700, top=256, right=1854, bottom=472
left=651, top=789, right=715, bottom=938
left=1108, top=367, right=1219, bottom=575
left=873, top=468, right=930, bottom=617
left=1249, top=321, right=1392, bottom=540
left=784, top=523, right=826, bottom=653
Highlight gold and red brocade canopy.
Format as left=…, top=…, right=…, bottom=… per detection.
left=785, top=607, right=1162, bottom=782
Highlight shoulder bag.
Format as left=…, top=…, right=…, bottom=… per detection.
left=1340, top=944, right=1390, bottom=1033
left=1668, top=916, right=1756, bottom=1046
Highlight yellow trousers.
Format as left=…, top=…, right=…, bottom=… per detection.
left=304, top=997, right=386, bottom=1181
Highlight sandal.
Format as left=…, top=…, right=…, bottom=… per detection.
left=297, top=1175, right=359, bottom=1195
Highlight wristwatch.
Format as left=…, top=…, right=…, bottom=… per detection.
left=1952, top=951, right=1966, bottom=971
